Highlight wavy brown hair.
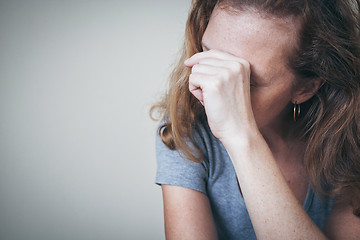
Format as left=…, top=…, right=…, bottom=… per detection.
left=151, top=0, right=360, bottom=216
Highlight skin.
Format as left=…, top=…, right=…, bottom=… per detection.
left=162, top=6, right=360, bottom=240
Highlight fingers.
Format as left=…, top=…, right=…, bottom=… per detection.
left=186, top=49, right=252, bottom=109
left=184, top=50, right=255, bottom=141
left=188, top=72, right=207, bottom=105
left=189, top=72, right=220, bottom=106
left=184, top=49, right=249, bottom=69
left=185, top=50, right=251, bottom=82
left=191, top=60, right=250, bottom=80
left=189, top=72, right=213, bottom=91
left=191, top=63, right=224, bottom=75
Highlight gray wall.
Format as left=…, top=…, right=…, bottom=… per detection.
left=0, top=1, right=190, bottom=239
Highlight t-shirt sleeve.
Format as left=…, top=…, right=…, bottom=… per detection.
left=155, top=134, right=208, bottom=195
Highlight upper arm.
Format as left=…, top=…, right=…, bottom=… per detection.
left=323, top=196, right=360, bottom=240
left=161, top=184, right=218, bottom=240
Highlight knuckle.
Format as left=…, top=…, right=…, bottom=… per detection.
left=220, top=68, right=232, bottom=81
left=188, top=73, right=195, bottom=82
left=243, top=60, right=250, bottom=69
left=231, top=61, right=251, bottom=77
left=189, top=74, right=194, bottom=84
left=211, top=79, right=223, bottom=90
left=243, top=62, right=251, bottom=74
left=231, top=62, right=243, bottom=74
left=233, top=61, right=243, bottom=70
left=192, top=64, right=200, bottom=72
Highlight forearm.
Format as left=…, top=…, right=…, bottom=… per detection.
left=223, top=131, right=327, bottom=240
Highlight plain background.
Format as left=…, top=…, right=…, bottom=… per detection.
left=0, top=0, right=191, bottom=239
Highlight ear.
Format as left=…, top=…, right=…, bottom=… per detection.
left=292, top=78, right=323, bottom=104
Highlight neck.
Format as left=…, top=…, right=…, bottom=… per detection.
left=259, top=118, right=305, bottom=163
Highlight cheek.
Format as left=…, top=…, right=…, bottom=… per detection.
left=250, top=88, right=292, bottom=127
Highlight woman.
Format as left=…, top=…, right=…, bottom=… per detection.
left=151, top=0, right=360, bottom=239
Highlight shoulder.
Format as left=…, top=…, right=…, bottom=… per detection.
left=323, top=192, right=360, bottom=239
left=155, top=119, right=230, bottom=194
left=155, top=120, right=215, bottom=194
left=156, top=119, right=220, bottom=160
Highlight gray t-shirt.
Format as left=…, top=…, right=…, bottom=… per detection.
left=155, top=121, right=335, bottom=239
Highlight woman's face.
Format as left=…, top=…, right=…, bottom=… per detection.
left=201, top=7, right=302, bottom=132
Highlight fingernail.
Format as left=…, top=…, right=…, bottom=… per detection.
left=184, top=58, right=190, bottom=64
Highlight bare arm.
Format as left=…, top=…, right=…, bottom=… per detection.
left=223, top=133, right=327, bottom=239
left=161, top=185, right=218, bottom=240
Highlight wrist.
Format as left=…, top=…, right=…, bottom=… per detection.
left=219, top=121, right=261, bottom=149
left=222, top=131, right=261, bottom=150
left=220, top=126, right=267, bottom=169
